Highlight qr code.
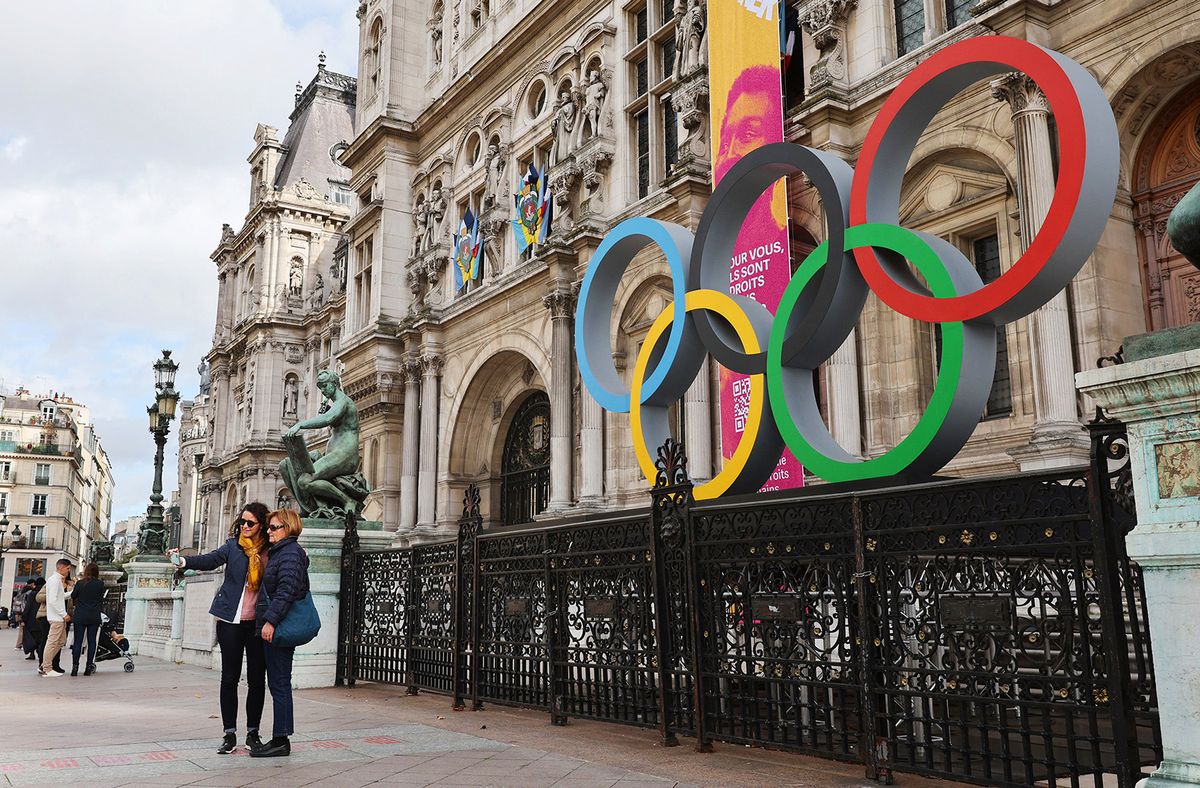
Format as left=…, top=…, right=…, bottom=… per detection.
left=732, top=378, right=750, bottom=397
left=735, top=416, right=746, bottom=432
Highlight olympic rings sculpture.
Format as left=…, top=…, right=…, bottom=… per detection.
left=575, top=36, right=1118, bottom=498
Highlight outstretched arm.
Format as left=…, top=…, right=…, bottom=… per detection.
left=285, top=395, right=348, bottom=436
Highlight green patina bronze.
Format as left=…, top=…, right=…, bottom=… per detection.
left=1166, top=180, right=1200, bottom=271
left=279, top=370, right=371, bottom=519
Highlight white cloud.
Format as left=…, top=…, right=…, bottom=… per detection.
left=0, top=2, right=359, bottom=524
left=1, top=137, right=28, bottom=162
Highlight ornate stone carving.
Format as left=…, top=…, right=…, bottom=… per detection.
left=800, top=0, right=856, bottom=89
left=673, top=0, right=707, bottom=80
left=991, top=73, right=1051, bottom=115
left=543, top=288, right=577, bottom=319
left=421, top=353, right=444, bottom=377
left=550, top=89, right=579, bottom=166
left=483, top=142, right=507, bottom=209
left=580, top=69, right=609, bottom=141
left=291, top=176, right=325, bottom=201
left=671, top=71, right=711, bottom=172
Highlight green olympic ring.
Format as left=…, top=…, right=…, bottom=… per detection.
left=767, top=224, right=995, bottom=482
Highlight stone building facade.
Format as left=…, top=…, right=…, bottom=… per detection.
left=0, top=388, right=114, bottom=610
left=195, top=0, right=1200, bottom=542
left=196, top=57, right=358, bottom=547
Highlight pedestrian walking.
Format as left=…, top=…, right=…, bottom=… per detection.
left=168, top=502, right=270, bottom=755
left=70, top=562, right=105, bottom=676
left=251, top=509, right=313, bottom=759
left=40, top=558, right=73, bottom=677
left=13, top=579, right=30, bottom=651
left=21, top=578, right=43, bottom=662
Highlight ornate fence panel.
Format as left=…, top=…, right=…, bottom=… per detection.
left=342, top=424, right=1160, bottom=787
left=351, top=549, right=412, bottom=685
left=546, top=515, right=659, bottom=727
left=689, top=494, right=863, bottom=760
left=475, top=529, right=551, bottom=709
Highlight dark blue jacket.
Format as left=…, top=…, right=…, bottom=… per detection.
left=184, top=538, right=257, bottom=622
left=256, top=536, right=309, bottom=630
left=70, top=578, right=106, bottom=625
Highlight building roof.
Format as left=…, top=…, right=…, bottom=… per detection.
left=274, top=57, right=357, bottom=195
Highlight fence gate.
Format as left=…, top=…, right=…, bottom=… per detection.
left=342, top=418, right=1160, bottom=788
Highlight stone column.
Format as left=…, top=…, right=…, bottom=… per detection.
left=544, top=288, right=576, bottom=511
left=828, top=329, right=863, bottom=456
left=212, top=364, right=231, bottom=459
left=417, top=353, right=442, bottom=528
left=684, top=357, right=713, bottom=482
left=993, top=74, right=1088, bottom=469
left=399, top=359, right=421, bottom=536
left=578, top=387, right=604, bottom=507
left=1076, top=341, right=1200, bottom=788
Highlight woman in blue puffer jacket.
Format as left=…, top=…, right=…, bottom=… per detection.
left=249, top=508, right=310, bottom=758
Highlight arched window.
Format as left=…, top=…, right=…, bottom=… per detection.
left=500, top=392, right=551, bottom=525
left=370, top=438, right=380, bottom=488
left=367, top=18, right=384, bottom=94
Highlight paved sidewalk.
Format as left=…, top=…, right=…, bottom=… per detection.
left=0, top=648, right=957, bottom=787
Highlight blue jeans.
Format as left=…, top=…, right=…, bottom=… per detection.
left=71, top=620, right=100, bottom=666
left=263, top=641, right=295, bottom=738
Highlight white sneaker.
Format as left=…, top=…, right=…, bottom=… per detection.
left=42, top=671, right=61, bottom=678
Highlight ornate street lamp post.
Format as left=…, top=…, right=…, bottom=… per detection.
left=135, top=350, right=180, bottom=561
left=0, top=513, right=21, bottom=560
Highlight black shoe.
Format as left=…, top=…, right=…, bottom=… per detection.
left=24, top=654, right=35, bottom=661
left=249, top=737, right=290, bottom=758
left=52, top=668, right=65, bottom=675
left=84, top=663, right=95, bottom=676
left=217, top=733, right=237, bottom=754
left=245, top=731, right=263, bottom=751
left=70, top=665, right=78, bottom=677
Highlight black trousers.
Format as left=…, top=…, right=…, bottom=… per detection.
left=264, top=641, right=296, bottom=738
left=31, top=618, right=56, bottom=668
left=215, top=620, right=266, bottom=733
left=71, top=620, right=100, bottom=666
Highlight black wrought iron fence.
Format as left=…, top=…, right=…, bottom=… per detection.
left=341, top=419, right=1160, bottom=788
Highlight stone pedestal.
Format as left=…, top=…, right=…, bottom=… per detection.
left=124, top=559, right=183, bottom=662
left=295, top=517, right=390, bottom=688
left=1077, top=344, right=1200, bottom=788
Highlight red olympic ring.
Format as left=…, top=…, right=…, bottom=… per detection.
left=851, top=36, right=1115, bottom=324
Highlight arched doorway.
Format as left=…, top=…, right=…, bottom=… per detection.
left=1133, top=78, right=1200, bottom=329
left=500, top=391, right=550, bottom=525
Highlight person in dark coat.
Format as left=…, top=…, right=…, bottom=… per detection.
left=69, top=562, right=106, bottom=676
left=23, top=577, right=47, bottom=666
left=250, top=509, right=310, bottom=759
left=168, top=502, right=270, bottom=755
left=19, top=579, right=38, bottom=659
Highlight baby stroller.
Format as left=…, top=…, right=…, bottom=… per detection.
left=93, top=612, right=135, bottom=672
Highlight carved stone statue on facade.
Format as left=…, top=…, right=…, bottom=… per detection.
left=88, top=539, right=115, bottom=568
left=284, top=376, right=299, bottom=418
left=581, top=70, right=608, bottom=141
left=429, top=7, right=444, bottom=67
left=289, top=262, right=304, bottom=297
left=279, top=369, right=371, bottom=518
left=197, top=359, right=212, bottom=397
left=483, top=144, right=506, bottom=208
left=549, top=90, right=577, bottom=166
left=414, top=199, right=431, bottom=254
left=427, top=188, right=447, bottom=247
left=673, top=0, right=707, bottom=80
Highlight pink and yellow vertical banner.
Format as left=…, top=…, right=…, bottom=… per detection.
left=707, top=0, right=803, bottom=491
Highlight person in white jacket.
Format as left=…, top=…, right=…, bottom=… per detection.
left=40, top=559, right=73, bottom=677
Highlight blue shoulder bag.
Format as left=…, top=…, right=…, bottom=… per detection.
left=265, top=569, right=321, bottom=649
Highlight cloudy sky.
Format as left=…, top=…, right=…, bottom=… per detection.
left=0, top=2, right=359, bottom=526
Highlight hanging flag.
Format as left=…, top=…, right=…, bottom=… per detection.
left=452, top=207, right=483, bottom=291
left=511, top=164, right=553, bottom=254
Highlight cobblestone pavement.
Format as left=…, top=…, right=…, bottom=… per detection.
left=0, top=646, right=958, bottom=787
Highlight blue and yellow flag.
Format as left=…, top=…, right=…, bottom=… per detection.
left=453, top=208, right=483, bottom=291
left=511, top=164, right=552, bottom=254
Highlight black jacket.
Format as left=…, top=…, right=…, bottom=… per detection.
left=185, top=537, right=260, bottom=622
left=256, top=536, right=309, bottom=630
left=70, top=578, right=106, bottom=625
left=22, top=587, right=41, bottom=625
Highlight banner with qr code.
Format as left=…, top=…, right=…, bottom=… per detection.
left=708, top=0, right=803, bottom=491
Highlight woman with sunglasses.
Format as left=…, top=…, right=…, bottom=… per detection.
left=167, top=502, right=270, bottom=755
left=249, top=509, right=310, bottom=758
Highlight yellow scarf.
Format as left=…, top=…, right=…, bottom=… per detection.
left=239, top=533, right=265, bottom=591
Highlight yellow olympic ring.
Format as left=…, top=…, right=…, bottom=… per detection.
left=630, top=289, right=765, bottom=500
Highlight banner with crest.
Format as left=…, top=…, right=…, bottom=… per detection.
left=511, top=164, right=552, bottom=254
left=453, top=207, right=483, bottom=290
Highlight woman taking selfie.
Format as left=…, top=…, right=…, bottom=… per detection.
left=168, top=502, right=270, bottom=755
left=250, top=509, right=313, bottom=758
